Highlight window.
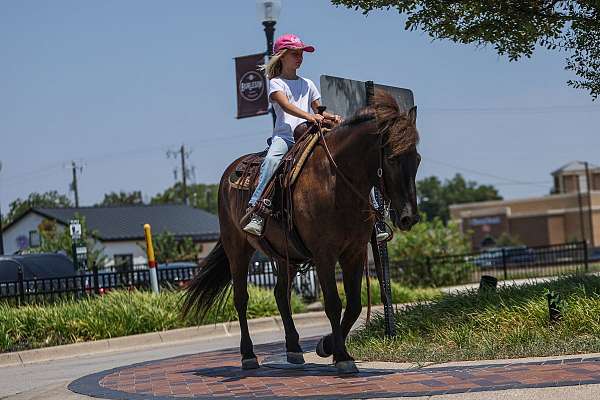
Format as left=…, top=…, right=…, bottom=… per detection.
left=113, top=254, right=133, bottom=272
left=29, top=230, right=41, bottom=247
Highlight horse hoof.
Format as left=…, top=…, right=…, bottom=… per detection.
left=242, top=357, right=260, bottom=370
left=316, top=337, right=332, bottom=358
left=286, top=352, right=305, bottom=364
left=336, top=360, right=359, bottom=374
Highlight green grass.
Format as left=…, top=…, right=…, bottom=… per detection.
left=348, top=273, right=600, bottom=363
left=336, top=279, right=442, bottom=307
left=0, top=286, right=305, bottom=353
left=0, top=280, right=441, bottom=354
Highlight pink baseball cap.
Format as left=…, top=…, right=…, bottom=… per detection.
left=273, top=33, right=315, bottom=54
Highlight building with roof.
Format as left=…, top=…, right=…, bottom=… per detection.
left=450, top=161, right=600, bottom=249
left=1, top=204, right=220, bottom=268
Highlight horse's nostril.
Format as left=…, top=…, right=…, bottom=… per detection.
left=413, top=214, right=420, bottom=224
left=400, top=216, right=412, bottom=227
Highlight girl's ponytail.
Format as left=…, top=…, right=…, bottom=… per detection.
left=260, top=49, right=286, bottom=79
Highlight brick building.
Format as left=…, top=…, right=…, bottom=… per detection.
left=450, top=161, right=600, bottom=249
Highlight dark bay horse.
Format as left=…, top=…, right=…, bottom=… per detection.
left=182, top=90, right=420, bottom=374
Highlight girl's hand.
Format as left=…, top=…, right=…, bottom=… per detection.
left=323, top=112, right=343, bottom=124
left=307, top=113, right=325, bottom=125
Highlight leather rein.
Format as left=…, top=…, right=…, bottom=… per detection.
left=316, top=122, right=389, bottom=220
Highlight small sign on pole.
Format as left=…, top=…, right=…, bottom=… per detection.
left=69, top=219, right=82, bottom=270
left=69, top=220, right=82, bottom=240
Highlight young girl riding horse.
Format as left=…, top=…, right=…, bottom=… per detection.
left=243, top=33, right=341, bottom=236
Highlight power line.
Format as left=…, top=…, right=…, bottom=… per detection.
left=423, top=157, right=550, bottom=189
left=2, top=130, right=271, bottom=185
left=423, top=105, right=600, bottom=114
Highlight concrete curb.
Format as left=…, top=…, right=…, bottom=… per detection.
left=0, top=307, right=348, bottom=368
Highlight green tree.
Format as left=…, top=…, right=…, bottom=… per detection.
left=3, top=191, right=72, bottom=226
left=418, top=174, right=502, bottom=223
left=97, top=191, right=144, bottom=206
left=331, top=1, right=600, bottom=98
left=28, top=216, right=107, bottom=269
left=151, top=183, right=219, bottom=214
left=388, top=214, right=472, bottom=287
left=138, top=231, right=201, bottom=264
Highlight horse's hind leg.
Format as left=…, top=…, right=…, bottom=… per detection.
left=224, top=238, right=257, bottom=369
left=274, top=263, right=304, bottom=364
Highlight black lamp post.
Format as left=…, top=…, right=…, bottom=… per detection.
left=257, top=0, right=281, bottom=57
left=257, top=0, right=281, bottom=125
left=264, top=20, right=276, bottom=58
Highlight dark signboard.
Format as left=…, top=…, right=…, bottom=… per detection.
left=320, top=75, right=414, bottom=119
left=235, top=53, right=269, bottom=119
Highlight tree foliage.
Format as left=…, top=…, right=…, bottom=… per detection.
left=417, top=174, right=501, bottom=223
left=3, top=191, right=72, bottom=227
left=138, top=231, right=201, bottom=264
left=151, top=183, right=219, bottom=214
left=331, top=1, right=600, bottom=98
left=97, top=191, right=143, bottom=206
left=388, top=214, right=472, bottom=287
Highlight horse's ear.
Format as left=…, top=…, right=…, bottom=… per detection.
left=408, top=106, right=417, bottom=125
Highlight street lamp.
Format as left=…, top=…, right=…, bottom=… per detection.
left=257, top=0, right=281, bottom=126
left=257, top=0, right=281, bottom=58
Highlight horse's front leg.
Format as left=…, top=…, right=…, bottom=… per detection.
left=314, top=254, right=358, bottom=374
left=316, top=247, right=365, bottom=364
left=274, top=263, right=304, bottom=364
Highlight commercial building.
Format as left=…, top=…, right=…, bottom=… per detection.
left=450, top=161, right=600, bottom=249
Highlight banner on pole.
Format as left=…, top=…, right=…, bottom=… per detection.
left=235, top=53, right=269, bottom=119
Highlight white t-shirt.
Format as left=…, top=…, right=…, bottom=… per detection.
left=268, top=76, right=321, bottom=144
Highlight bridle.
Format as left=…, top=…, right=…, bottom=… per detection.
left=316, top=121, right=391, bottom=219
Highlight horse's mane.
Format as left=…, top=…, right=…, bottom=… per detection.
left=338, top=90, right=419, bottom=157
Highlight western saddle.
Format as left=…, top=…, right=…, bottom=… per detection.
left=231, top=117, right=337, bottom=264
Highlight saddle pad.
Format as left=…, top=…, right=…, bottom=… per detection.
left=229, top=150, right=267, bottom=190
left=229, top=132, right=320, bottom=191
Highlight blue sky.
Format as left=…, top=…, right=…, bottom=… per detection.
left=1, top=1, right=599, bottom=211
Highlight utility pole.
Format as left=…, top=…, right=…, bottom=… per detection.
left=167, top=145, right=191, bottom=206
left=71, top=161, right=81, bottom=208
left=180, top=145, right=188, bottom=206
left=585, top=162, right=595, bottom=247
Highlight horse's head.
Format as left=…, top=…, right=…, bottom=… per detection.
left=373, top=91, right=421, bottom=231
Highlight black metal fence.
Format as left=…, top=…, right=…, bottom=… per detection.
left=0, top=261, right=318, bottom=306
left=0, top=242, right=593, bottom=305
left=385, top=241, right=591, bottom=287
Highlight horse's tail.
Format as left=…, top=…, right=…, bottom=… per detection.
left=181, top=238, right=232, bottom=321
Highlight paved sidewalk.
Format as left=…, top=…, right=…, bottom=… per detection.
left=66, top=339, right=600, bottom=400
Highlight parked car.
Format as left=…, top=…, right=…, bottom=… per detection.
left=469, top=246, right=536, bottom=269
left=589, top=247, right=600, bottom=262
left=0, top=253, right=77, bottom=296
left=157, top=261, right=197, bottom=285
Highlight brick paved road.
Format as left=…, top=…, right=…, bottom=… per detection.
left=68, top=339, right=600, bottom=399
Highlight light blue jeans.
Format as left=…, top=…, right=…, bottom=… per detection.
left=249, top=136, right=294, bottom=206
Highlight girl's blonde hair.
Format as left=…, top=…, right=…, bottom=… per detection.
left=260, top=49, right=287, bottom=79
